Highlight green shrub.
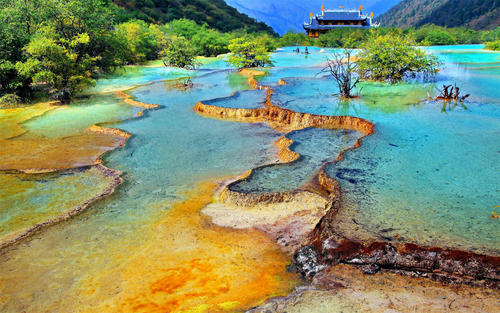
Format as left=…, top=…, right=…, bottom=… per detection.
left=485, top=40, right=500, bottom=51
left=357, top=34, right=439, bottom=82
left=161, top=37, right=197, bottom=69
left=279, top=31, right=314, bottom=47
left=227, top=36, right=273, bottom=69
left=0, top=93, right=23, bottom=109
left=423, top=30, right=457, bottom=45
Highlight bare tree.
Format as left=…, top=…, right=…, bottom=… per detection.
left=435, top=84, right=469, bottom=101
left=320, top=50, right=360, bottom=99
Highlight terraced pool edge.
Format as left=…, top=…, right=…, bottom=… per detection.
left=195, top=69, right=500, bottom=289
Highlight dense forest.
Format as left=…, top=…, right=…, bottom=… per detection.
left=377, top=0, right=500, bottom=30
left=0, top=0, right=275, bottom=105
left=113, top=0, right=275, bottom=34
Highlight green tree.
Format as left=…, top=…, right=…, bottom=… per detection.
left=484, top=40, right=500, bottom=51
left=254, top=33, right=279, bottom=52
left=448, top=27, right=480, bottom=44
left=227, top=36, right=273, bottom=69
left=14, top=0, right=124, bottom=101
left=423, top=29, right=456, bottom=45
left=16, top=27, right=97, bottom=101
left=480, top=27, right=500, bottom=42
left=165, top=19, right=203, bottom=40
left=357, top=34, right=439, bottom=82
left=191, top=27, right=230, bottom=57
left=115, top=20, right=159, bottom=64
left=318, top=28, right=373, bottom=48
left=161, top=37, right=197, bottom=69
left=279, top=31, right=314, bottom=47
left=0, top=0, right=44, bottom=98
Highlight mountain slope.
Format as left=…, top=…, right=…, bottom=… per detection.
left=377, top=0, right=500, bottom=30
left=112, top=0, right=275, bottom=34
left=224, top=0, right=401, bottom=35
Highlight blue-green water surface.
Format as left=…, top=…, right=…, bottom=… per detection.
left=268, top=45, right=500, bottom=253
left=0, top=44, right=498, bottom=313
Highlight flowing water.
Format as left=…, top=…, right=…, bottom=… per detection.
left=0, top=45, right=499, bottom=312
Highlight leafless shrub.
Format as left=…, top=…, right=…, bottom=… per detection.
left=319, top=49, right=360, bottom=99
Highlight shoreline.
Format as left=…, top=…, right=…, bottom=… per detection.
left=0, top=63, right=497, bottom=311
left=195, top=68, right=499, bottom=289
left=0, top=89, right=159, bottom=250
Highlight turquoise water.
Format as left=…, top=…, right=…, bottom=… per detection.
left=0, top=69, right=286, bottom=312
left=0, top=44, right=499, bottom=312
left=265, top=45, right=500, bottom=254
left=231, top=128, right=360, bottom=193
left=22, top=94, right=140, bottom=138
left=203, top=89, right=267, bottom=109
left=271, top=46, right=340, bottom=68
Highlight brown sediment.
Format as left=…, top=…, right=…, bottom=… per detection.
left=116, top=90, right=160, bottom=109
left=306, top=230, right=500, bottom=288
left=0, top=131, right=127, bottom=173
left=196, top=68, right=499, bottom=288
left=0, top=164, right=122, bottom=251
left=248, top=263, right=500, bottom=313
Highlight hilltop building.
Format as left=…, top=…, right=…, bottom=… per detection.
left=304, top=5, right=378, bottom=38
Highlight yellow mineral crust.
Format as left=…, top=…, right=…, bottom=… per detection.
left=0, top=101, right=59, bottom=139
left=0, top=90, right=157, bottom=173
left=195, top=69, right=374, bottom=205
left=117, top=90, right=160, bottom=109
left=239, top=68, right=268, bottom=89
left=0, top=130, right=126, bottom=173
left=77, top=183, right=297, bottom=313
left=275, top=136, right=300, bottom=163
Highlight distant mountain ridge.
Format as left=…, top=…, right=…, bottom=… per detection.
left=377, top=0, right=500, bottom=30
left=112, top=0, right=275, bottom=34
left=224, top=0, right=401, bottom=35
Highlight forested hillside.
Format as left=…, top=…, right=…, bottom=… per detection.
left=378, top=0, right=500, bottom=30
left=112, top=0, right=275, bottom=34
